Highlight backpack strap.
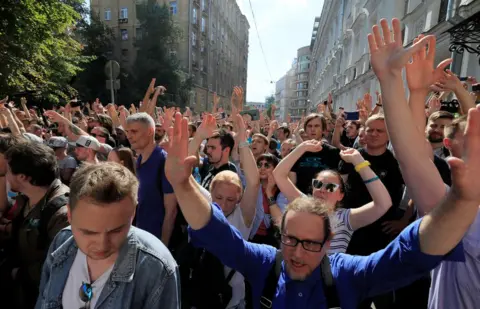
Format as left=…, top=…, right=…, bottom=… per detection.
left=260, top=251, right=340, bottom=309
left=37, top=194, right=69, bottom=249
left=320, top=256, right=340, bottom=308
left=260, top=250, right=283, bottom=309
left=225, top=268, right=236, bottom=283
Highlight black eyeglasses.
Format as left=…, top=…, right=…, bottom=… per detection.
left=311, top=179, right=340, bottom=193
left=79, top=282, right=93, bottom=309
left=281, top=234, right=325, bottom=252
left=257, top=162, right=271, bottom=169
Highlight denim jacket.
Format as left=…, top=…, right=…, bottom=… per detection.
left=35, top=226, right=180, bottom=309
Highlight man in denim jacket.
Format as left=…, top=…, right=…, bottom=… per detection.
left=35, top=163, right=180, bottom=309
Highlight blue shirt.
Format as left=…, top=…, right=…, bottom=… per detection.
left=189, top=204, right=462, bottom=309
left=136, top=146, right=174, bottom=238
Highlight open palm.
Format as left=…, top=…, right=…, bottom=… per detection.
left=369, top=18, right=432, bottom=82
left=165, top=113, right=198, bottom=187
left=448, top=105, right=480, bottom=202
left=406, top=35, right=452, bottom=92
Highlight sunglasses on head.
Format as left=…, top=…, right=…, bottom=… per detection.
left=79, top=282, right=93, bottom=309
left=311, top=179, right=340, bottom=193
left=257, top=161, right=272, bottom=169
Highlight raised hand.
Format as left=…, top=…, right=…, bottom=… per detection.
left=447, top=105, right=480, bottom=203
left=364, top=93, right=373, bottom=115
left=165, top=113, right=198, bottom=187
left=406, top=34, right=452, bottom=93
left=369, top=18, right=433, bottom=81
left=299, top=139, right=322, bottom=153
left=340, top=148, right=365, bottom=165
left=430, top=69, right=463, bottom=93
left=197, top=114, right=217, bottom=140
left=44, top=110, right=65, bottom=123
left=426, top=95, right=441, bottom=117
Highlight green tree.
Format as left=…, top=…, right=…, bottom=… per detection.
left=265, top=94, right=275, bottom=117
left=72, top=10, right=115, bottom=103
left=118, top=1, right=190, bottom=107
left=0, top=0, right=90, bottom=103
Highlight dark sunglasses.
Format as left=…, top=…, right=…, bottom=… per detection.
left=79, top=282, right=93, bottom=309
left=281, top=234, right=325, bottom=252
left=257, top=162, right=272, bottom=169
left=311, top=179, right=340, bottom=193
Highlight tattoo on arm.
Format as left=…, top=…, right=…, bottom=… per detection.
left=69, top=123, right=82, bottom=136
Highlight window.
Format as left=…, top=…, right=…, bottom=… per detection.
left=201, top=0, right=206, bottom=11
left=136, top=28, right=143, bottom=41
left=201, top=18, right=206, bottom=32
left=192, top=32, right=197, bottom=46
left=170, top=1, right=178, bottom=15
left=104, top=9, right=111, bottom=21
left=120, top=7, right=128, bottom=19
left=193, top=8, right=197, bottom=24
left=121, top=29, right=128, bottom=41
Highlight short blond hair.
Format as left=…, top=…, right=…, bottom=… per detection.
left=69, top=162, right=139, bottom=212
left=210, top=170, right=243, bottom=194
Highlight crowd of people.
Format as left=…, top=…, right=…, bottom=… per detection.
left=0, top=18, right=478, bottom=309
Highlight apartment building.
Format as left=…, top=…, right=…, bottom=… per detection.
left=275, top=64, right=296, bottom=121
left=290, top=46, right=311, bottom=121
left=308, top=0, right=480, bottom=112
left=90, top=0, right=250, bottom=112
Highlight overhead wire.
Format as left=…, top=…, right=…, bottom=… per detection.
left=247, top=0, right=274, bottom=83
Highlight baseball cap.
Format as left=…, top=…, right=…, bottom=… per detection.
left=47, top=136, right=68, bottom=149
left=73, top=135, right=101, bottom=151
left=23, top=133, right=43, bottom=143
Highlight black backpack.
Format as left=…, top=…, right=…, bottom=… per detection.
left=178, top=244, right=236, bottom=309
left=259, top=250, right=340, bottom=308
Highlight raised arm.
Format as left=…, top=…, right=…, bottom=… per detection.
left=233, top=113, right=259, bottom=228
left=340, top=149, right=392, bottom=230
left=371, top=18, right=447, bottom=215
left=272, top=140, right=322, bottom=202
left=164, top=112, right=275, bottom=279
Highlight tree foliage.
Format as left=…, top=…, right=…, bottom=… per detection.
left=118, top=1, right=192, bottom=107
left=0, top=0, right=91, bottom=103
left=265, top=94, right=275, bottom=117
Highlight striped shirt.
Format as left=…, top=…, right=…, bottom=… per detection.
left=329, top=208, right=354, bottom=254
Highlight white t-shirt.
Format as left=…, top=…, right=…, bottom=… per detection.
left=225, top=206, right=252, bottom=309
left=62, top=249, right=114, bottom=309
left=328, top=208, right=354, bottom=254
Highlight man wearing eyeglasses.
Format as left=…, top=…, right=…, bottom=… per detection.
left=164, top=111, right=480, bottom=309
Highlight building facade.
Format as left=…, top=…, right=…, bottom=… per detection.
left=245, top=101, right=266, bottom=112
left=289, top=46, right=311, bottom=120
left=90, top=0, right=249, bottom=112
left=309, top=0, right=480, bottom=112
left=275, top=65, right=296, bottom=121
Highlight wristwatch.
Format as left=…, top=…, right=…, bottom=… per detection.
left=267, top=196, right=276, bottom=206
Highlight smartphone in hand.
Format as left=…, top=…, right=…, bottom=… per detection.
left=343, top=111, right=359, bottom=121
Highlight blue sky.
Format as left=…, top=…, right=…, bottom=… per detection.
left=236, top=0, right=324, bottom=102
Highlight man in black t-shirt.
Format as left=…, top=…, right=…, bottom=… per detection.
left=290, top=113, right=342, bottom=194
left=200, top=130, right=238, bottom=190
left=339, top=115, right=405, bottom=255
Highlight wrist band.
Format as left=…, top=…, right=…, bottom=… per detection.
left=364, top=176, right=380, bottom=184
left=238, top=141, right=250, bottom=149
left=376, top=104, right=383, bottom=107
left=354, top=161, right=370, bottom=172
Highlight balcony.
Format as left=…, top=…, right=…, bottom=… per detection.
left=202, top=66, right=208, bottom=74
left=193, top=0, right=200, bottom=7
left=192, top=61, right=199, bottom=70
left=118, top=18, right=128, bottom=24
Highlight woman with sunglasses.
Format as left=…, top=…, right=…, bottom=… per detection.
left=248, top=153, right=289, bottom=248
left=273, top=139, right=392, bottom=254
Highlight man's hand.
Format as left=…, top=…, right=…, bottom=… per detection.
left=369, top=18, right=434, bottom=81
left=431, top=70, right=464, bottom=93
left=197, top=114, right=217, bottom=140
left=165, top=113, right=198, bottom=187
left=448, top=105, right=480, bottom=202
left=340, top=148, right=365, bottom=166
left=405, top=34, right=452, bottom=94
